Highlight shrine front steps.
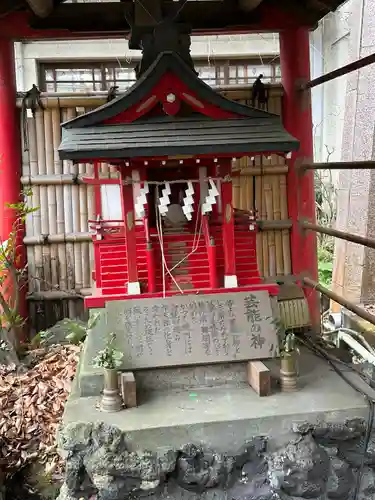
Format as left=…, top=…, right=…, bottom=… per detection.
left=64, top=349, right=370, bottom=456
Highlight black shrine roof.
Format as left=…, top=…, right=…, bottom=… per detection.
left=59, top=115, right=298, bottom=160
left=59, top=51, right=299, bottom=161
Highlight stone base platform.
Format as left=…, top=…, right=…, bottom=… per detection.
left=57, top=351, right=375, bottom=500
left=65, top=351, right=369, bottom=452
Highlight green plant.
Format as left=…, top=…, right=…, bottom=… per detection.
left=318, top=260, right=333, bottom=287
left=31, top=329, right=52, bottom=347
left=280, top=332, right=300, bottom=358
left=314, top=157, right=336, bottom=289
left=32, top=311, right=102, bottom=347
left=0, top=188, right=38, bottom=359
left=66, top=311, right=101, bottom=344
left=317, top=244, right=333, bottom=288
left=93, top=332, right=123, bottom=370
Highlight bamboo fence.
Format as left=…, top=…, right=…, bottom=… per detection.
left=230, top=87, right=291, bottom=278
left=18, top=85, right=292, bottom=328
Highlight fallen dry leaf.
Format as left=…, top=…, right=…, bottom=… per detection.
left=0, top=344, right=80, bottom=476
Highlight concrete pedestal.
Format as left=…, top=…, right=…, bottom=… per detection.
left=57, top=350, right=375, bottom=500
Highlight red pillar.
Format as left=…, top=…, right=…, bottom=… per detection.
left=0, top=39, right=27, bottom=325
left=208, top=238, right=218, bottom=289
left=120, top=170, right=140, bottom=295
left=220, top=162, right=237, bottom=288
left=279, top=28, right=319, bottom=328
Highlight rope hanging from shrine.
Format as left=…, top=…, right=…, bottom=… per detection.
left=154, top=188, right=204, bottom=297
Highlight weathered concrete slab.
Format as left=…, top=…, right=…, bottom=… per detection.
left=106, top=290, right=279, bottom=370
left=65, top=351, right=369, bottom=453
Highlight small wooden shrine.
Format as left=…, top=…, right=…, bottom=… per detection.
left=59, top=22, right=299, bottom=309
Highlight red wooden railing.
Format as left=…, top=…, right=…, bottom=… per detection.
left=88, top=210, right=261, bottom=297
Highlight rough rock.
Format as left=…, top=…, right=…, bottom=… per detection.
left=291, top=422, right=314, bottom=435
left=358, top=467, right=375, bottom=500
left=338, top=434, right=375, bottom=468
left=326, top=457, right=354, bottom=499
left=229, top=457, right=271, bottom=500
left=59, top=421, right=93, bottom=452
left=267, top=434, right=329, bottom=498
left=59, top=422, right=177, bottom=499
left=56, top=483, right=79, bottom=500
left=57, top=418, right=375, bottom=500
left=312, top=418, right=366, bottom=443
left=175, top=444, right=234, bottom=492
left=234, top=437, right=267, bottom=469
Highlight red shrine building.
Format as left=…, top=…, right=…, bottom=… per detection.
left=58, top=22, right=299, bottom=308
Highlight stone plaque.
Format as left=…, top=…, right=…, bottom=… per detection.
left=106, top=291, right=279, bottom=370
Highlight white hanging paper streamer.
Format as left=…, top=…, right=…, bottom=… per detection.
left=182, top=181, right=194, bottom=221
left=135, top=181, right=149, bottom=219
left=158, top=182, right=171, bottom=216
left=202, top=179, right=219, bottom=215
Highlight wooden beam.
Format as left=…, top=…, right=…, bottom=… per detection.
left=301, top=160, right=375, bottom=170
left=301, top=52, right=375, bottom=90
left=301, top=221, right=375, bottom=251
left=9, top=2, right=314, bottom=38
left=29, top=2, right=258, bottom=31
left=303, top=276, right=375, bottom=327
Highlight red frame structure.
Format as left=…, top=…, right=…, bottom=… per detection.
left=1, top=3, right=357, bottom=327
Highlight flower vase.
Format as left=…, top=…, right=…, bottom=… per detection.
left=100, top=368, right=123, bottom=412
left=280, top=353, right=298, bottom=392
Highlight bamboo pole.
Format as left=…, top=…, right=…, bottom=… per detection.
left=73, top=179, right=83, bottom=292
left=20, top=168, right=287, bottom=187
left=260, top=159, right=269, bottom=277
left=18, top=96, right=108, bottom=109
left=239, top=169, right=247, bottom=210
left=44, top=108, right=59, bottom=289
left=303, top=276, right=375, bottom=327
left=259, top=220, right=292, bottom=230
left=239, top=166, right=289, bottom=175
left=63, top=108, right=76, bottom=316
left=245, top=172, right=253, bottom=212
left=264, top=175, right=276, bottom=277
left=23, top=116, right=36, bottom=296
left=232, top=175, right=241, bottom=208
left=22, top=223, right=290, bottom=246
left=84, top=117, right=96, bottom=289
left=35, top=109, right=49, bottom=291
left=24, top=232, right=92, bottom=245
left=78, top=153, right=90, bottom=289
left=52, top=106, right=67, bottom=292
left=15, top=86, right=284, bottom=109
left=21, top=174, right=83, bottom=185
left=272, top=174, right=283, bottom=275
left=27, top=288, right=93, bottom=300
left=279, top=173, right=291, bottom=274
left=67, top=104, right=84, bottom=295
left=254, top=157, right=263, bottom=276
left=101, top=161, right=110, bottom=178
